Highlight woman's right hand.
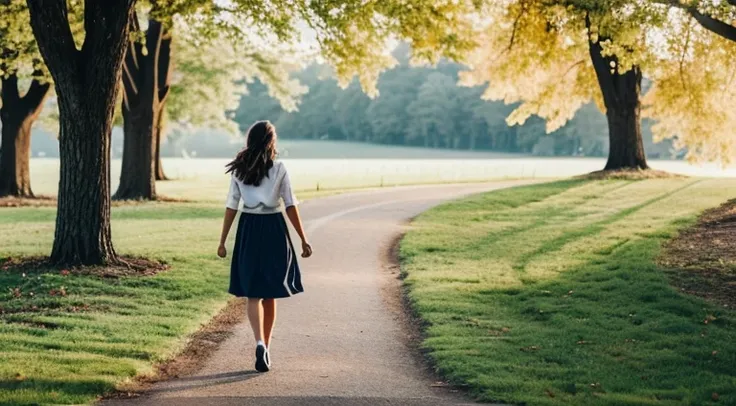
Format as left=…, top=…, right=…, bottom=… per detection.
left=301, top=241, right=313, bottom=258
left=217, top=244, right=227, bottom=258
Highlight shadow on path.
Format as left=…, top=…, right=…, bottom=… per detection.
left=124, top=396, right=481, bottom=405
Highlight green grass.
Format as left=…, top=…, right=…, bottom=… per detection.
left=401, top=178, right=736, bottom=405
left=0, top=202, right=236, bottom=405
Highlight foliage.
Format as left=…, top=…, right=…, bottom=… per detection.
left=401, top=178, right=736, bottom=404
left=643, top=8, right=736, bottom=165
left=0, top=0, right=49, bottom=108
left=166, top=18, right=307, bottom=135
left=459, top=1, right=598, bottom=133
left=458, top=0, right=667, bottom=133
left=231, top=47, right=673, bottom=158
left=301, top=0, right=480, bottom=96
left=0, top=0, right=40, bottom=77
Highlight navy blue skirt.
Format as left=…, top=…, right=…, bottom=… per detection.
left=229, top=212, right=304, bottom=298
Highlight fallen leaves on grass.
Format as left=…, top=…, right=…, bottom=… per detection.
left=0, top=195, right=56, bottom=208
left=579, top=169, right=680, bottom=181
left=1, top=256, right=169, bottom=278
left=660, top=199, right=736, bottom=308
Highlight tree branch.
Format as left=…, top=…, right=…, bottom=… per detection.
left=156, top=24, right=173, bottom=103
left=664, top=0, right=736, bottom=42
left=689, top=8, right=736, bottom=42
left=122, top=11, right=143, bottom=110
left=25, top=0, right=79, bottom=77
left=147, top=18, right=164, bottom=103
left=79, top=0, right=136, bottom=72
left=0, top=73, right=20, bottom=105
left=586, top=13, right=617, bottom=109
left=21, top=78, right=51, bottom=117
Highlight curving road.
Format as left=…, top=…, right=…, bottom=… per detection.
left=105, top=182, right=532, bottom=406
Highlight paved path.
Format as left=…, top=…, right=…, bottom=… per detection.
left=106, top=182, right=530, bottom=406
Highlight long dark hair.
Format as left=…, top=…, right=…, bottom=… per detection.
left=226, top=120, right=277, bottom=186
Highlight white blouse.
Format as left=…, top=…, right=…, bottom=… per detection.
left=225, top=161, right=298, bottom=214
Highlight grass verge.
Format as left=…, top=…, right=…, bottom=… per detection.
left=400, top=178, right=736, bottom=405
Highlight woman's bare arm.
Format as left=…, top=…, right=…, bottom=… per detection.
left=217, top=208, right=238, bottom=258
left=285, top=206, right=312, bottom=258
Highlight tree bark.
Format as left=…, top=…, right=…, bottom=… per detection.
left=587, top=29, right=648, bottom=170
left=0, top=74, right=50, bottom=198
left=26, top=0, right=135, bottom=265
left=154, top=112, right=169, bottom=181
left=116, top=16, right=172, bottom=199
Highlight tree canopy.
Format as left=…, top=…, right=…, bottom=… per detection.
left=643, top=5, right=736, bottom=164
left=230, top=47, right=673, bottom=159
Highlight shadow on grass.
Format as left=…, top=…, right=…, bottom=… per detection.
left=424, top=236, right=736, bottom=405
left=0, top=377, right=115, bottom=405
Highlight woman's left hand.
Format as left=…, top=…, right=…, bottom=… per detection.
left=217, top=244, right=227, bottom=258
left=301, top=241, right=313, bottom=258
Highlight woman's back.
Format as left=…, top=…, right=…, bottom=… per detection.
left=226, top=161, right=298, bottom=214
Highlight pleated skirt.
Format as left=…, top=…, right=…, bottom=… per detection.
left=229, top=212, right=304, bottom=298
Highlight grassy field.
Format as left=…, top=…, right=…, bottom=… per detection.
left=401, top=178, right=736, bottom=405
left=27, top=154, right=736, bottom=199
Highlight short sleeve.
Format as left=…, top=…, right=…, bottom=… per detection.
left=279, top=166, right=299, bottom=208
left=225, top=176, right=241, bottom=210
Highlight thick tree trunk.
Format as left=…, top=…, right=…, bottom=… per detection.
left=604, top=96, right=646, bottom=170
left=116, top=17, right=172, bottom=199
left=0, top=75, right=50, bottom=198
left=588, top=28, right=648, bottom=171
left=27, top=0, right=135, bottom=265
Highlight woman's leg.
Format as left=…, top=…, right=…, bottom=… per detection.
left=246, top=298, right=264, bottom=343
left=262, top=299, right=277, bottom=348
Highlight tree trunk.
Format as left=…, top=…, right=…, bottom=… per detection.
left=116, top=17, right=172, bottom=199
left=587, top=26, right=648, bottom=171
left=154, top=111, right=169, bottom=181
left=116, top=100, right=157, bottom=200
left=0, top=75, right=50, bottom=198
left=27, top=0, right=135, bottom=265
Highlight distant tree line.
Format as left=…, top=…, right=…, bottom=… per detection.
left=233, top=45, right=675, bottom=159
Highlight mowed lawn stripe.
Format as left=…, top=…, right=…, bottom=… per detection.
left=512, top=180, right=700, bottom=274
left=401, top=178, right=736, bottom=405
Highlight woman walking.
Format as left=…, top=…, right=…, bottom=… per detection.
left=217, top=120, right=312, bottom=373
